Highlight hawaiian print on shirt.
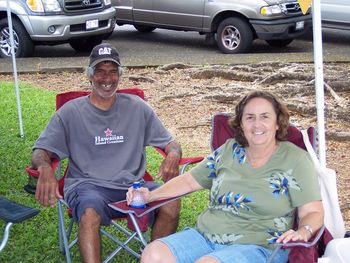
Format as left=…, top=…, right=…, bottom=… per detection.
left=94, top=128, right=124, bottom=145
left=205, top=145, right=253, bottom=214
left=203, top=144, right=252, bottom=244
left=232, top=142, right=246, bottom=164
left=265, top=170, right=302, bottom=243
left=266, top=217, right=290, bottom=244
left=205, top=141, right=304, bottom=245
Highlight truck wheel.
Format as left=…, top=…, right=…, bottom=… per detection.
left=216, top=17, right=253, bottom=54
left=266, top=39, right=293, bottom=47
left=0, top=18, right=34, bottom=58
left=134, top=25, right=156, bottom=33
left=69, top=36, right=103, bottom=52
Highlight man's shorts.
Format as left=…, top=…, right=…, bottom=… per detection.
left=65, top=181, right=159, bottom=225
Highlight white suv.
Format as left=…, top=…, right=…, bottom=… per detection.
left=321, top=0, right=350, bottom=30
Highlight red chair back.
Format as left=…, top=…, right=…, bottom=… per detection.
left=55, top=88, right=145, bottom=110
left=210, top=113, right=315, bottom=151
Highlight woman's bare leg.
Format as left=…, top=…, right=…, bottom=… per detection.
left=141, top=240, right=176, bottom=263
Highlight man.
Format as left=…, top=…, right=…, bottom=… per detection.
left=32, top=43, right=182, bottom=263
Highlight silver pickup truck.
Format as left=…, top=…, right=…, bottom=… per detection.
left=0, top=0, right=116, bottom=57
left=112, top=0, right=311, bottom=53
left=321, top=0, right=350, bottom=31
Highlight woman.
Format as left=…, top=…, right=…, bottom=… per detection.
left=127, top=91, right=324, bottom=263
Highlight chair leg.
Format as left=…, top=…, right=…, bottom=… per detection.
left=0, top=222, right=13, bottom=252
left=127, top=214, right=148, bottom=246
left=58, top=204, right=64, bottom=253
left=58, top=200, right=72, bottom=263
left=101, top=216, right=153, bottom=262
left=101, top=229, right=141, bottom=263
left=267, top=245, right=282, bottom=263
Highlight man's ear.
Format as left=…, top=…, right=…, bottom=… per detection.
left=86, top=66, right=94, bottom=77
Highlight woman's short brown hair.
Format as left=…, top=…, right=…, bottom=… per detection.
left=229, top=90, right=290, bottom=147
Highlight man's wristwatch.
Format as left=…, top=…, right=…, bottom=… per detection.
left=301, top=224, right=313, bottom=236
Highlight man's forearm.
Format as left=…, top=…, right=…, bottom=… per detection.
left=32, top=149, right=53, bottom=169
left=164, top=141, right=182, bottom=158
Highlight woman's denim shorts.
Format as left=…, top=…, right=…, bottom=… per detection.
left=158, top=227, right=289, bottom=263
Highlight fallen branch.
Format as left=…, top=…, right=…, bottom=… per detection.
left=259, top=71, right=314, bottom=85
left=159, top=92, right=196, bottom=101
left=128, top=75, right=157, bottom=83
left=326, top=131, right=350, bottom=142
left=158, top=63, right=192, bottom=71
left=191, top=69, right=257, bottom=82
left=324, top=82, right=347, bottom=108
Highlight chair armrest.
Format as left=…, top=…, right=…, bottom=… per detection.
left=25, top=167, right=40, bottom=178
left=109, top=195, right=186, bottom=218
left=25, top=159, right=60, bottom=178
left=280, top=226, right=326, bottom=248
left=179, top=156, right=204, bottom=166
left=24, top=159, right=63, bottom=195
left=267, top=226, right=326, bottom=263
left=154, top=146, right=204, bottom=173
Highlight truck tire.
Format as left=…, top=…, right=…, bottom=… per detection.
left=216, top=17, right=253, bottom=54
left=134, top=25, right=156, bottom=33
left=266, top=39, right=293, bottom=47
left=0, top=18, right=34, bottom=58
left=69, top=36, right=103, bottom=53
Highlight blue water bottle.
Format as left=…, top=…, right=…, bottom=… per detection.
left=130, top=181, right=146, bottom=208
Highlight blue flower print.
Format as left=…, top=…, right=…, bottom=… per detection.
left=205, top=149, right=221, bottom=178
left=232, top=142, right=246, bottom=164
left=266, top=217, right=289, bottom=244
left=266, top=229, right=283, bottom=244
left=265, top=170, right=301, bottom=197
left=218, top=192, right=252, bottom=211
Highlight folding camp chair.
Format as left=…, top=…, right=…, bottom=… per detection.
left=111, top=112, right=331, bottom=262
left=0, top=197, right=39, bottom=252
left=25, top=88, right=203, bottom=263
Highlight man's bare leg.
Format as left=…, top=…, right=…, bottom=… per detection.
left=151, top=199, right=180, bottom=240
left=78, top=208, right=102, bottom=263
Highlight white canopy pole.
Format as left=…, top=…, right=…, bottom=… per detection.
left=6, top=0, right=24, bottom=137
left=312, top=0, right=326, bottom=168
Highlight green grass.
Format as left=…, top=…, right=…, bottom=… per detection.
left=0, top=81, right=208, bottom=262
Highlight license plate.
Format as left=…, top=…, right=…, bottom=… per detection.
left=86, top=19, right=99, bottom=30
left=295, top=21, right=304, bottom=31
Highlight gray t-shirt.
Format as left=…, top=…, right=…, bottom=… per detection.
left=34, top=94, right=173, bottom=196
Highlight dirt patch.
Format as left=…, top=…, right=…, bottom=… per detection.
left=2, top=62, right=350, bottom=230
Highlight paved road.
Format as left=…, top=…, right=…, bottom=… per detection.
left=0, top=26, right=349, bottom=73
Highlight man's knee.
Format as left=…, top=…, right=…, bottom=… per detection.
left=80, top=208, right=101, bottom=227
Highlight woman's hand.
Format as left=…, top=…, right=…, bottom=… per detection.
left=276, top=227, right=312, bottom=244
left=126, top=187, right=151, bottom=205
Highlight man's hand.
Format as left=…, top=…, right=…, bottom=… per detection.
left=158, top=151, right=181, bottom=182
left=157, top=141, right=182, bottom=182
left=35, top=166, right=62, bottom=207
